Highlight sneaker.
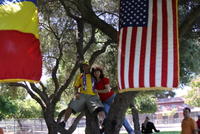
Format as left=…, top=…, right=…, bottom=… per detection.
left=97, top=111, right=105, bottom=126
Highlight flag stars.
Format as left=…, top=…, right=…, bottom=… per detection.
left=119, top=0, right=148, bottom=28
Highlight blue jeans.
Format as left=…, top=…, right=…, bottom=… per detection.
left=102, top=94, right=134, bottom=134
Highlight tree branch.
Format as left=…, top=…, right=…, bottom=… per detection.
left=59, top=0, right=80, bottom=20
left=9, top=83, right=46, bottom=110
left=60, top=0, right=117, bottom=42
left=75, top=19, right=84, bottom=60
left=39, top=82, right=48, bottom=94
left=52, top=42, right=63, bottom=91
left=90, top=39, right=114, bottom=64
left=30, top=83, right=49, bottom=107
left=68, top=112, right=84, bottom=133
left=83, top=27, right=96, bottom=54
left=57, top=109, right=66, bottom=122
left=180, top=5, right=200, bottom=37
left=79, top=0, right=117, bottom=42
left=51, top=61, right=80, bottom=105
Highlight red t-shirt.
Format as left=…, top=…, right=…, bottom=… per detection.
left=95, top=77, right=114, bottom=102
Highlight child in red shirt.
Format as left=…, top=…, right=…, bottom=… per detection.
left=92, top=66, right=134, bottom=134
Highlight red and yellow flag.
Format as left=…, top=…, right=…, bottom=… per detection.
left=0, top=0, right=42, bottom=82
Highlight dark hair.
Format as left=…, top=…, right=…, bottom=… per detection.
left=145, top=116, right=149, bottom=120
left=91, top=67, right=104, bottom=79
left=183, top=107, right=191, bottom=113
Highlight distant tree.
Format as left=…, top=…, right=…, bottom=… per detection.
left=14, top=99, right=42, bottom=119
left=185, top=78, right=200, bottom=107
left=134, top=93, right=157, bottom=114
left=0, top=97, right=17, bottom=120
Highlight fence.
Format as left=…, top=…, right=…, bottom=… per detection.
left=0, top=115, right=197, bottom=134
left=0, top=119, right=48, bottom=134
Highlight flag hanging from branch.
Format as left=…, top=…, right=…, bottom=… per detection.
left=0, top=0, right=42, bottom=83
left=118, top=0, right=179, bottom=92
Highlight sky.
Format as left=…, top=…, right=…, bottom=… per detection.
left=174, top=86, right=192, bottom=97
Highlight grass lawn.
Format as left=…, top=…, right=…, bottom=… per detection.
left=159, top=132, right=180, bottom=134
left=121, top=132, right=180, bottom=134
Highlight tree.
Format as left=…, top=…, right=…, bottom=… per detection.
left=6, top=0, right=200, bottom=134
left=134, top=93, right=157, bottom=114
left=0, top=85, right=43, bottom=130
left=0, top=97, right=17, bottom=120
left=185, top=78, right=200, bottom=107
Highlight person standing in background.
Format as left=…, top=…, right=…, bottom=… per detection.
left=181, top=107, right=197, bottom=134
left=0, top=128, right=3, bottom=134
left=196, top=114, right=200, bottom=134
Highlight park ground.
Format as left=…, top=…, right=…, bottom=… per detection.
left=1, top=118, right=182, bottom=134
left=68, top=123, right=181, bottom=134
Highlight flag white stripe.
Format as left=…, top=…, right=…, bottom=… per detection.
left=118, top=28, right=123, bottom=89
left=124, top=27, right=132, bottom=88
left=134, top=27, right=142, bottom=88
left=144, top=0, right=153, bottom=87
left=155, top=0, right=162, bottom=87
left=167, top=0, right=174, bottom=88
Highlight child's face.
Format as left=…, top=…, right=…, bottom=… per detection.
left=83, top=64, right=90, bottom=72
left=183, top=109, right=190, bottom=118
left=94, top=70, right=101, bottom=78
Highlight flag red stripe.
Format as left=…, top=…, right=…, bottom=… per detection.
left=150, top=0, right=158, bottom=87
left=128, top=27, right=137, bottom=87
left=161, top=0, right=168, bottom=87
left=120, top=28, right=128, bottom=89
left=139, top=27, right=148, bottom=87
left=0, top=30, right=42, bottom=81
left=172, top=0, right=179, bottom=87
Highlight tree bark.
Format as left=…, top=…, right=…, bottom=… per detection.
left=85, top=109, right=101, bottom=134
left=179, top=5, right=200, bottom=37
left=16, top=119, right=23, bottom=131
left=43, top=105, right=70, bottom=134
left=130, top=102, right=141, bottom=134
left=104, top=92, right=135, bottom=134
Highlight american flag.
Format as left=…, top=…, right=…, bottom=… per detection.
left=118, top=0, right=179, bottom=92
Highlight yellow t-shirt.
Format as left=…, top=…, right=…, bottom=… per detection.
left=181, top=117, right=197, bottom=134
left=74, top=73, right=96, bottom=95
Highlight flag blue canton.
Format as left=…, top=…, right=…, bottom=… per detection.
left=119, top=0, right=149, bottom=29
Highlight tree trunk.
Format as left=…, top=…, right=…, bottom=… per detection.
left=43, top=108, right=59, bottom=134
left=17, top=119, right=23, bottom=131
left=85, top=109, right=101, bottom=134
left=130, top=102, right=141, bottom=134
left=104, top=92, right=135, bottom=134
left=43, top=105, right=70, bottom=134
